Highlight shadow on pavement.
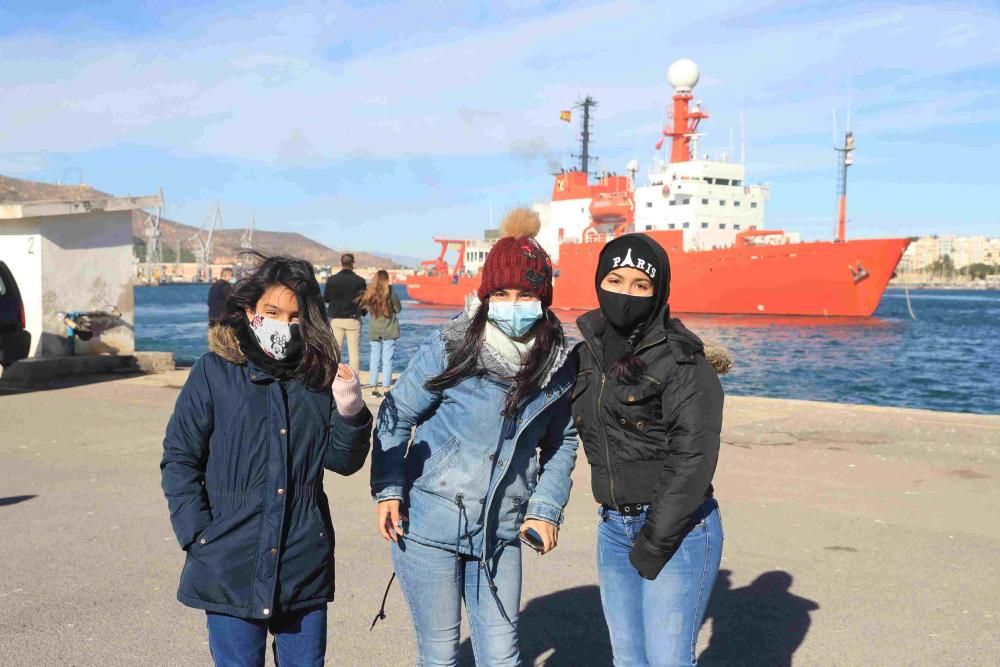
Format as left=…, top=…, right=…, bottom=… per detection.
left=0, top=373, right=144, bottom=396
left=457, top=584, right=611, bottom=666
left=699, top=569, right=819, bottom=667
left=0, top=495, right=37, bottom=507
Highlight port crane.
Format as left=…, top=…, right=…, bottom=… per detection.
left=189, top=202, right=224, bottom=282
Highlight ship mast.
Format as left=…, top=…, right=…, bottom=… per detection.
left=834, top=131, right=855, bottom=243
left=657, top=59, right=709, bottom=163
left=572, top=96, right=598, bottom=176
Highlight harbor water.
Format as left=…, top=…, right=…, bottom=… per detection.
left=136, top=285, right=999, bottom=415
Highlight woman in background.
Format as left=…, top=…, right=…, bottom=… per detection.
left=357, top=269, right=402, bottom=397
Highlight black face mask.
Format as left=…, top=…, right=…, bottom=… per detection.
left=597, top=288, right=657, bottom=333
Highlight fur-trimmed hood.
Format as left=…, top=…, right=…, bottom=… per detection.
left=208, top=324, right=247, bottom=365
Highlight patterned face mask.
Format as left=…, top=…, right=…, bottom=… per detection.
left=247, top=313, right=300, bottom=360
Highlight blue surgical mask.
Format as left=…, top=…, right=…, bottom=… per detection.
left=488, top=300, right=544, bottom=338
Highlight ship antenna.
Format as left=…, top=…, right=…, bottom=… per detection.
left=571, top=96, right=598, bottom=176
left=834, top=129, right=855, bottom=243
left=740, top=108, right=746, bottom=164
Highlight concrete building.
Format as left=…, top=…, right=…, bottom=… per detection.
left=899, top=235, right=1000, bottom=273
left=0, top=176, right=161, bottom=359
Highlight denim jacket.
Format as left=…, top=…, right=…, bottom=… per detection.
left=371, top=320, right=578, bottom=558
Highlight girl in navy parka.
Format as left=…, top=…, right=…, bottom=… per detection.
left=161, top=255, right=373, bottom=667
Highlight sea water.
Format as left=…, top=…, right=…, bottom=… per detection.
left=135, top=285, right=999, bottom=415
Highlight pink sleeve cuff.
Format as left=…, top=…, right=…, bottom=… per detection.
left=332, top=368, right=365, bottom=417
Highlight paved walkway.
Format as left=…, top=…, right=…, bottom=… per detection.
left=1, top=373, right=997, bottom=665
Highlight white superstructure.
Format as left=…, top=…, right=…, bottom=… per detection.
left=634, top=157, right=779, bottom=251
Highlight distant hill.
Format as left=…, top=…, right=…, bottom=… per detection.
left=0, top=174, right=105, bottom=203
left=0, top=174, right=400, bottom=268
left=131, top=212, right=399, bottom=268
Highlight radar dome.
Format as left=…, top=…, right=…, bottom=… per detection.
left=668, top=58, right=700, bottom=93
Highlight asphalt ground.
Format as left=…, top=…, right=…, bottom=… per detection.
left=1, top=371, right=998, bottom=666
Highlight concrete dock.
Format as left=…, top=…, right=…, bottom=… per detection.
left=1, top=372, right=997, bottom=666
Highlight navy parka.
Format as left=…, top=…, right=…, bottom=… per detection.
left=160, top=325, right=373, bottom=619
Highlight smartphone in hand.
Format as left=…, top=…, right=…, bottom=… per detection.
left=518, top=527, right=545, bottom=553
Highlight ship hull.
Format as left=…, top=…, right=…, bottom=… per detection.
left=406, top=233, right=910, bottom=317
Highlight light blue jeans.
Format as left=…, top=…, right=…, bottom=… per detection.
left=369, top=338, right=397, bottom=388
left=392, top=538, right=522, bottom=666
left=597, top=499, right=723, bottom=667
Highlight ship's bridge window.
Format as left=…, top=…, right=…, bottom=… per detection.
left=646, top=201, right=653, bottom=208
left=682, top=198, right=691, bottom=205
left=716, top=178, right=730, bottom=186
left=668, top=200, right=676, bottom=206
left=701, top=222, right=709, bottom=229
left=750, top=225, right=758, bottom=230
left=719, top=223, right=727, bottom=229
left=733, top=180, right=742, bottom=186
left=683, top=222, right=690, bottom=229
left=734, top=201, right=741, bottom=207
left=750, top=202, right=758, bottom=208
left=701, top=198, right=709, bottom=205
left=645, top=225, right=654, bottom=230
left=703, top=178, right=713, bottom=184
left=734, top=224, right=741, bottom=230
left=668, top=223, right=676, bottom=229
left=719, top=200, right=726, bottom=206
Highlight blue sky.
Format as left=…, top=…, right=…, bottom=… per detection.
left=1, top=0, right=997, bottom=257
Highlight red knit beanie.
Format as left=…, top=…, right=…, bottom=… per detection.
left=477, top=208, right=554, bottom=307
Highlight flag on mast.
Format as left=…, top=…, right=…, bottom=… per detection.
left=559, top=110, right=572, bottom=122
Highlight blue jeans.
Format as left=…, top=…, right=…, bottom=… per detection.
left=206, top=606, right=327, bottom=667
left=369, top=338, right=397, bottom=388
left=597, top=499, right=723, bottom=667
left=392, top=538, right=522, bottom=666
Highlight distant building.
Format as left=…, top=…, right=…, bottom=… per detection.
left=0, top=175, right=162, bottom=358
left=898, top=235, right=1000, bottom=273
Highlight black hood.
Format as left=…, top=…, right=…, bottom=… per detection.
left=595, top=233, right=672, bottom=331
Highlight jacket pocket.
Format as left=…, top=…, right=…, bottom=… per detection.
left=612, top=376, right=661, bottom=406
left=309, top=502, right=334, bottom=548
left=181, top=505, right=259, bottom=608
left=410, top=436, right=461, bottom=494
left=610, top=377, right=668, bottom=461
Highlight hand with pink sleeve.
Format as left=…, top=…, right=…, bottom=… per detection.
left=332, top=363, right=365, bottom=417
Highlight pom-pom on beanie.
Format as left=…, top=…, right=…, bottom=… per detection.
left=477, top=207, right=554, bottom=307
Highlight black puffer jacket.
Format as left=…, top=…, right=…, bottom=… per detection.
left=571, top=309, right=724, bottom=578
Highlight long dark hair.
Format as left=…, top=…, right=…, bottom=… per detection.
left=425, top=297, right=563, bottom=415
left=610, top=325, right=648, bottom=385
left=222, top=253, right=339, bottom=390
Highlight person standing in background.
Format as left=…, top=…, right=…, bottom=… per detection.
left=324, top=253, right=366, bottom=369
left=207, top=267, right=234, bottom=326
left=356, top=269, right=402, bottom=397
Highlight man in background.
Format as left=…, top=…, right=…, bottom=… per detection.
left=324, top=253, right=366, bottom=368
left=207, top=267, right=234, bottom=326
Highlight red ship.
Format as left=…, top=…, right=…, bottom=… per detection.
left=405, top=59, right=909, bottom=317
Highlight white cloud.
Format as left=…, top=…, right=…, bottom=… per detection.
left=1, top=1, right=998, bottom=172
